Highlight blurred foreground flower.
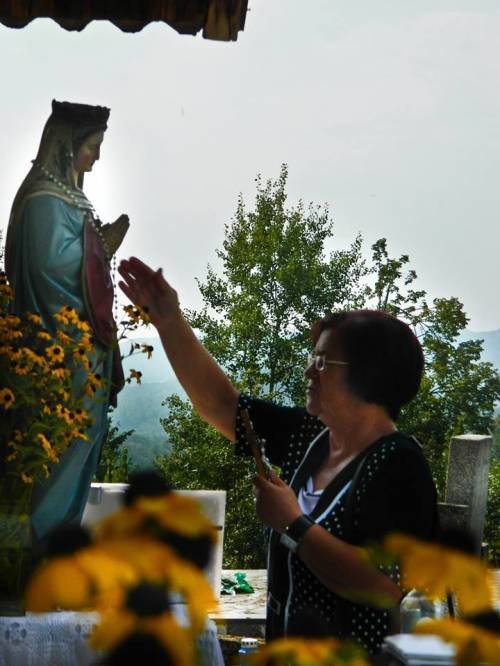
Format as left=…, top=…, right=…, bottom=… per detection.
left=91, top=583, right=194, bottom=666
left=98, top=486, right=217, bottom=570
left=25, top=526, right=138, bottom=612
left=95, top=536, right=217, bottom=633
left=385, top=533, right=493, bottom=615
left=414, top=617, right=500, bottom=666
left=250, top=637, right=369, bottom=666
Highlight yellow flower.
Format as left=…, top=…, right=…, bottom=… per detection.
left=14, top=429, right=23, bottom=443
left=25, top=557, right=92, bottom=611
left=136, top=494, right=218, bottom=542
left=37, top=433, right=59, bottom=463
left=385, top=534, right=493, bottom=615
left=0, top=387, right=16, bottom=409
left=90, top=609, right=194, bottom=666
left=123, top=304, right=151, bottom=325
left=26, top=546, right=138, bottom=613
left=46, top=344, right=65, bottom=363
left=53, top=312, right=69, bottom=326
left=129, top=368, right=142, bottom=384
left=79, top=334, right=94, bottom=352
left=414, top=618, right=500, bottom=666
left=95, top=537, right=217, bottom=633
left=14, top=362, right=32, bottom=376
left=74, top=408, right=88, bottom=423
left=89, top=373, right=102, bottom=389
left=51, top=366, right=68, bottom=381
left=70, top=429, right=89, bottom=441
left=76, top=546, right=138, bottom=602
left=141, top=344, right=154, bottom=359
left=27, top=312, right=42, bottom=325
left=5, top=315, right=21, bottom=327
left=5, top=451, right=18, bottom=462
left=22, top=347, right=45, bottom=367
left=63, top=410, right=76, bottom=425
left=21, top=472, right=33, bottom=484
left=38, top=330, right=52, bottom=341
left=56, top=330, right=71, bottom=344
left=78, top=320, right=92, bottom=333
left=42, top=464, right=50, bottom=478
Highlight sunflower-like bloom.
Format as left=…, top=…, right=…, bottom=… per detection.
left=90, top=609, right=193, bottom=666
left=136, top=494, right=218, bottom=543
left=37, top=433, right=59, bottom=463
left=98, top=493, right=217, bottom=544
left=128, top=368, right=142, bottom=384
left=141, top=344, right=154, bottom=359
left=385, top=534, right=493, bottom=615
left=46, top=344, right=65, bottom=363
left=0, top=387, right=15, bottom=409
left=250, top=637, right=369, bottom=666
left=27, top=312, right=42, bottom=326
left=26, top=547, right=138, bottom=612
left=56, top=330, right=71, bottom=344
left=26, top=558, right=92, bottom=611
left=95, top=537, right=217, bottom=633
left=414, top=618, right=500, bottom=666
left=123, top=304, right=151, bottom=325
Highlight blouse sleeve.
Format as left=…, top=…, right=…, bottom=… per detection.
left=234, top=393, right=318, bottom=470
left=351, top=441, right=438, bottom=546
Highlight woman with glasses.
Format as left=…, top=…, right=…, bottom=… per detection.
left=118, top=257, right=438, bottom=655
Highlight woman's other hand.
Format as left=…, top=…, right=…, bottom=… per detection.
left=118, top=256, right=180, bottom=329
left=253, top=471, right=302, bottom=534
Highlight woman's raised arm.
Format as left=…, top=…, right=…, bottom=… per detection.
left=118, top=257, right=239, bottom=441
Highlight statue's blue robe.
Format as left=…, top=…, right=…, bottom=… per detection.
left=7, top=194, right=113, bottom=539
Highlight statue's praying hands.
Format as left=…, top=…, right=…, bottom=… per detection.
left=118, top=257, right=180, bottom=329
left=100, top=214, right=130, bottom=256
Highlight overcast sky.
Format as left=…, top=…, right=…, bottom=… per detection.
left=1, top=0, right=499, bottom=331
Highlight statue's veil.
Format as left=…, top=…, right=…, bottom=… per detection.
left=6, top=100, right=109, bottom=266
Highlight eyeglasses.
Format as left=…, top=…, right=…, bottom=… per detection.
left=307, top=353, right=349, bottom=372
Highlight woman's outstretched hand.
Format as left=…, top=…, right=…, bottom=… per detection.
left=118, top=257, right=180, bottom=329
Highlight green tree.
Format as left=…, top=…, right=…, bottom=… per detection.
left=94, top=418, right=133, bottom=482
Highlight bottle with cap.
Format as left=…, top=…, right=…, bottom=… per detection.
left=238, top=637, right=259, bottom=664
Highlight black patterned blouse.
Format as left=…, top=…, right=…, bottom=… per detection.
left=234, top=394, right=438, bottom=655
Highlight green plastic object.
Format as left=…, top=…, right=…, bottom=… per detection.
left=221, top=572, right=255, bottom=595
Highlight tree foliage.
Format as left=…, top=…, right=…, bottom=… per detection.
left=157, top=165, right=500, bottom=566
left=94, top=418, right=133, bottom=483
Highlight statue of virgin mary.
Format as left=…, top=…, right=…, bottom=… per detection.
left=5, top=100, right=128, bottom=540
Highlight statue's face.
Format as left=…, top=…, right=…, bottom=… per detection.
left=73, top=130, right=105, bottom=175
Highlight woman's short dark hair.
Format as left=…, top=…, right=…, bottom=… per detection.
left=311, top=310, right=423, bottom=420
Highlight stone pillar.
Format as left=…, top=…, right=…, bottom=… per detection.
left=444, top=434, right=492, bottom=553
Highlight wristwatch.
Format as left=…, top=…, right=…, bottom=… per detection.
left=280, top=514, right=315, bottom=553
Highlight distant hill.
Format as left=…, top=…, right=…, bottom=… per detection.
left=111, top=339, right=185, bottom=469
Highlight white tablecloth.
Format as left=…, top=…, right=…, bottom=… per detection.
left=0, top=605, right=224, bottom=666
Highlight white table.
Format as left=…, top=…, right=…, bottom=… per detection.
left=0, top=605, right=224, bottom=666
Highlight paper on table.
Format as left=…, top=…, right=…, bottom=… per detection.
left=384, top=634, right=456, bottom=665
